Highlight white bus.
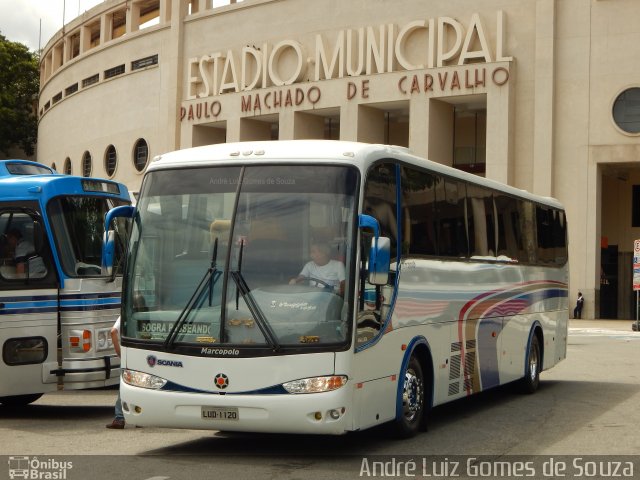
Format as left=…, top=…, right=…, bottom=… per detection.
left=105, top=141, right=568, bottom=437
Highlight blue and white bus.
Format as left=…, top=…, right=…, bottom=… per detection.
left=105, top=141, right=568, bottom=436
left=0, top=160, right=130, bottom=407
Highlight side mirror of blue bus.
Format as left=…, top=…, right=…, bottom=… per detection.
left=368, top=236, right=390, bottom=285
left=102, top=205, right=135, bottom=277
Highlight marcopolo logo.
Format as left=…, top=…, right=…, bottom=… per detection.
left=146, top=355, right=183, bottom=368
left=8, top=456, right=73, bottom=479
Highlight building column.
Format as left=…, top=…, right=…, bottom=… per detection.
left=408, top=97, right=429, bottom=160
left=532, top=0, right=556, bottom=196
left=161, top=0, right=188, bottom=151
left=225, top=117, right=242, bottom=143
left=584, top=153, right=601, bottom=319
left=340, top=102, right=358, bottom=141
left=160, top=0, right=172, bottom=24
left=127, top=1, right=141, bottom=33
left=485, top=66, right=514, bottom=186
left=279, top=110, right=295, bottom=140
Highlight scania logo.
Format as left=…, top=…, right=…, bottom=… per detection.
left=214, top=373, right=229, bottom=389
left=146, top=355, right=184, bottom=368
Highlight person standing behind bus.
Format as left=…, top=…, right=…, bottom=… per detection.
left=106, top=316, right=125, bottom=429
left=573, top=292, right=584, bottom=319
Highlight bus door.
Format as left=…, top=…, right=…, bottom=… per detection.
left=0, top=206, right=59, bottom=400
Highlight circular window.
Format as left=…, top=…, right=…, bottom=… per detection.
left=82, top=151, right=92, bottom=177
left=133, top=138, right=149, bottom=172
left=612, top=87, right=640, bottom=134
left=64, top=157, right=72, bottom=175
left=105, top=145, right=117, bottom=177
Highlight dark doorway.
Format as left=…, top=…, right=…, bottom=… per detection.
left=600, top=245, right=618, bottom=318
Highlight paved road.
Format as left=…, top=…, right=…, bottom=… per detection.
left=1, top=319, right=639, bottom=480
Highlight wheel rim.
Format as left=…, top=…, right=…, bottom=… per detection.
left=402, top=367, right=424, bottom=422
left=528, top=341, right=539, bottom=382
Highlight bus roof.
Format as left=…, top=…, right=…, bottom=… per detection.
left=0, top=159, right=54, bottom=177
left=149, top=140, right=563, bottom=209
left=0, top=171, right=130, bottom=202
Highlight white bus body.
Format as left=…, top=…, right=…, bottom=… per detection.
left=113, top=141, right=568, bottom=436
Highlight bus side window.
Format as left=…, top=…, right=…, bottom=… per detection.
left=0, top=211, right=51, bottom=282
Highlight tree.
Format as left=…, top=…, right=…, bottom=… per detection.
left=0, top=33, right=39, bottom=157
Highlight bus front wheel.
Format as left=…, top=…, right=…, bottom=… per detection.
left=392, top=355, right=425, bottom=438
left=0, top=393, right=43, bottom=407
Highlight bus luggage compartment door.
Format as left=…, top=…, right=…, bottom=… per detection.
left=0, top=288, right=59, bottom=397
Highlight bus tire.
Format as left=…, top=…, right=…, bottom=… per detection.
left=0, top=393, right=43, bottom=407
left=518, top=333, right=541, bottom=394
left=392, top=355, right=425, bottom=438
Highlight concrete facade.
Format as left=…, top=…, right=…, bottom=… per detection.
left=37, top=0, right=640, bottom=319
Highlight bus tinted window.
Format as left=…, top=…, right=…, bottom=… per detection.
left=363, top=163, right=398, bottom=260
left=467, top=185, right=495, bottom=258
left=48, top=196, right=128, bottom=277
left=0, top=212, right=50, bottom=281
left=434, top=179, right=467, bottom=258
left=553, top=209, right=568, bottom=265
left=6, top=162, right=53, bottom=175
left=536, top=205, right=560, bottom=265
left=495, top=194, right=521, bottom=262
left=401, top=167, right=438, bottom=256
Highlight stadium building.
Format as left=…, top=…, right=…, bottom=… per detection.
left=38, top=0, right=640, bottom=319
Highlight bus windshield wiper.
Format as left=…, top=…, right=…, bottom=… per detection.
left=164, top=238, right=220, bottom=349
left=228, top=269, right=280, bottom=352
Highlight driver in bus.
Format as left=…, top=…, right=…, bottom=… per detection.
left=6, top=228, right=46, bottom=277
left=290, top=241, right=345, bottom=296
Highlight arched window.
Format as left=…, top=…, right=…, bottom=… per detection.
left=82, top=151, right=92, bottom=177
left=64, top=157, right=72, bottom=175
left=133, top=138, right=149, bottom=172
left=105, top=145, right=117, bottom=177
left=51, top=162, right=57, bottom=172
left=613, top=87, right=640, bottom=134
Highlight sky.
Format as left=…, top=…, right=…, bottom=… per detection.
left=0, top=0, right=104, bottom=52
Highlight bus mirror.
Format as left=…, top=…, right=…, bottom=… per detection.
left=368, top=236, right=390, bottom=285
left=102, top=230, right=115, bottom=277
left=102, top=205, right=134, bottom=277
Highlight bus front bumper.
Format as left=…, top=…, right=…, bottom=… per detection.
left=120, top=382, right=353, bottom=435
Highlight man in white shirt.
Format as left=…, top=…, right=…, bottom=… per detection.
left=290, top=242, right=345, bottom=295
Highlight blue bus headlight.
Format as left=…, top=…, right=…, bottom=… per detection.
left=122, top=369, right=167, bottom=390
left=282, top=375, right=348, bottom=394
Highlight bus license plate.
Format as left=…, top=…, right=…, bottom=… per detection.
left=201, top=406, right=239, bottom=421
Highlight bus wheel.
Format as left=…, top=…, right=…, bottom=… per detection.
left=519, top=333, right=541, bottom=394
left=393, top=355, right=425, bottom=438
left=0, top=393, right=43, bottom=407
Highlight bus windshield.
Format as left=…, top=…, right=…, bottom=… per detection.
left=124, top=164, right=358, bottom=352
left=48, top=196, right=130, bottom=277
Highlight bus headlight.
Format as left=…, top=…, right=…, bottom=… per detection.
left=282, top=375, right=348, bottom=394
left=122, top=369, right=167, bottom=390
